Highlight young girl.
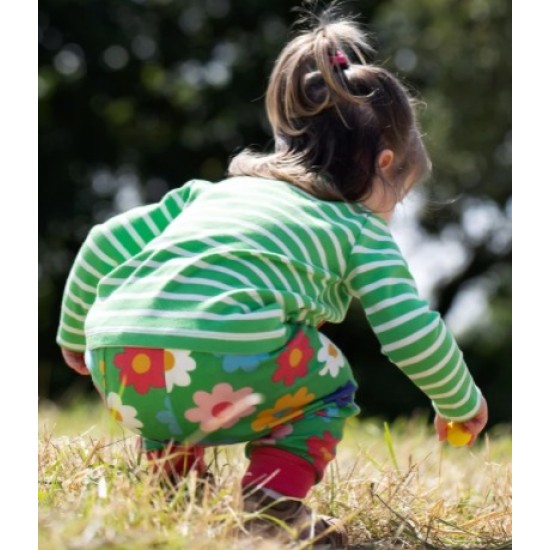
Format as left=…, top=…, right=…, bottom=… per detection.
left=58, top=13, right=488, bottom=548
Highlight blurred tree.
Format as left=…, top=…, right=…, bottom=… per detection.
left=39, top=0, right=510, bottom=425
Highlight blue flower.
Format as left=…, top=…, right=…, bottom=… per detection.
left=220, top=352, right=270, bottom=373
left=305, top=404, right=341, bottom=423
left=323, top=381, right=357, bottom=407
left=156, top=397, right=183, bottom=436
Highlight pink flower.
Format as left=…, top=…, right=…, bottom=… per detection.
left=252, top=424, right=294, bottom=446
left=184, top=383, right=260, bottom=433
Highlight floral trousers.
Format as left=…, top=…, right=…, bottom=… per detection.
left=85, top=325, right=360, bottom=481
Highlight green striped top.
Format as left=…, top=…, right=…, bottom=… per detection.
left=57, top=176, right=482, bottom=421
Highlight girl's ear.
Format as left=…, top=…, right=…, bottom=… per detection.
left=377, top=149, right=395, bottom=172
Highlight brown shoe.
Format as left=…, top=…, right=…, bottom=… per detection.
left=242, top=488, right=348, bottom=548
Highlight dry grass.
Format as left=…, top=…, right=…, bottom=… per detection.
left=38, top=399, right=511, bottom=549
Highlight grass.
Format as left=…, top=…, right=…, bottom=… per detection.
left=38, top=399, right=511, bottom=549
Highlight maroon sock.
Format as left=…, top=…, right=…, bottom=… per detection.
left=242, top=447, right=317, bottom=499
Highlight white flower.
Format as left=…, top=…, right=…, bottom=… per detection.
left=317, top=333, right=346, bottom=378
left=164, top=349, right=196, bottom=393
left=106, top=393, right=143, bottom=432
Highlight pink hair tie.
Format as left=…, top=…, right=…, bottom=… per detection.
left=328, top=50, right=350, bottom=69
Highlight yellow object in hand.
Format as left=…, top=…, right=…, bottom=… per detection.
left=446, top=422, right=472, bottom=447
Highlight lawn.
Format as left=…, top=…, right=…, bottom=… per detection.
left=38, top=399, right=511, bottom=549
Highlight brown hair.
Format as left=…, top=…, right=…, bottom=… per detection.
left=228, top=10, right=431, bottom=208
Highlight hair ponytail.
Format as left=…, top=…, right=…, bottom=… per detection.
left=228, top=11, right=431, bottom=206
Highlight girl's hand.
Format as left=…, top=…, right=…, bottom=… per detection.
left=61, top=348, right=90, bottom=376
left=434, top=396, right=489, bottom=447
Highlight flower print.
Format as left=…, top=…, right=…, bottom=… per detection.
left=221, top=352, right=270, bottom=374
left=252, top=424, right=294, bottom=446
left=272, top=331, right=314, bottom=386
left=164, top=349, right=196, bottom=392
left=306, top=431, right=340, bottom=473
left=113, top=348, right=166, bottom=394
left=307, top=404, right=341, bottom=424
left=323, top=381, right=357, bottom=407
left=317, top=333, right=346, bottom=378
left=106, top=392, right=143, bottom=432
left=251, top=387, right=315, bottom=432
left=184, top=383, right=260, bottom=433
left=156, top=396, right=183, bottom=436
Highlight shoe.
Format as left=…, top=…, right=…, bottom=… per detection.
left=242, top=488, right=348, bottom=548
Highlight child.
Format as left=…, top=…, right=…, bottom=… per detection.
left=57, top=12, right=488, bottom=549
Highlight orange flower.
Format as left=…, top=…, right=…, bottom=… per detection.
left=251, top=387, right=315, bottom=432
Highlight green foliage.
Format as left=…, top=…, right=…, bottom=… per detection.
left=39, top=0, right=511, bottom=424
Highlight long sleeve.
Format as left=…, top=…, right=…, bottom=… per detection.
left=56, top=181, right=205, bottom=351
left=344, top=214, right=482, bottom=422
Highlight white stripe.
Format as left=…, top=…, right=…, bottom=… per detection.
left=305, top=204, right=355, bottom=252
left=230, top=190, right=332, bottom=272
left=66, top=289, right=92, bottom=311
left=324, top=202, right=363, bottom=232
left=368, top=216, right=391, bottom=234
left=363, top=293, right=419, bottom=316
left=79, top=258, right=103, bottom=280
left=62, top=304, right=86, bottom=322
left=221, top=195, right=323, bottom=271
left=87, top=239, right=118, bottom=267
left=373, top=305, right=430, bottom=334
left=90, top=308, right=282, bottom=322
left=237, top=208, right=334, bottom=285
left=72, top=274, right=96, bottom=294
left=170, top=190, right=187, bottom=211
left=103, top=227, right=131, bottom=260
left=356, top=277, right=416, bottom=295
left=352, top=246, right=402, bottom=257
left=346, top=259, right=406, bottom=284
left=416, top=359, right=462, bottom=390
left=56, top=338, right=85, bottom=351
left=86, top=324, right=286, bottom=342
left=165, top=245, right=264, bottom=307
left=435, top=381, right=474, bottom=410
left=433, top=387, right=482, bottom=422
left=382, top=317, right=440, bottom=353
left=125, top=250, right=257, bottom=293
left=196, top=208, right=300, bottom=262
left=253, top=182, right=357, bottom=249
left=143, top=212, right=161, bottom=237
left=428, top=368, right=469, bottom=400
left=122, top=217, right=147, bottom=248
left=61, top=323, right=85, bottom=336
left=198, top=235, right=310, bottom=299
left=360, top=227, right=394, bottom=243
left=199, top=239, right=304, bottom=310
left=97, top=289, right=249, bottom=312
left=402, top=332, right=454, bottom=372
left=100, top=274, right=265, bottom=305
left=160, top=202, right=173, bottom=222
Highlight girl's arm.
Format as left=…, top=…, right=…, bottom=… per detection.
left=57, top=180, right=208, bottom=357
left=345, top=215, right=484, bottom=423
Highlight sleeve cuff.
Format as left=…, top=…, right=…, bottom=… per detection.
left=432, top=386, right=483, bottom=422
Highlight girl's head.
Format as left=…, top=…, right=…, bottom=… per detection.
left=228, top=12, right=431, bottom=216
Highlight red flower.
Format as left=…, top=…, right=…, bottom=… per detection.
left=272, top=331, right=314, bottom=386
left=306, top=431, right=341, bottom=474
left=113, top=347, right=166, bottom=394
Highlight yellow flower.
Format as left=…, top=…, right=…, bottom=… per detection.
left=251, top=387, right=315, bottom=432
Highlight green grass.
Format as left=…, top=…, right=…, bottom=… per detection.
left=38, top=399, right=511, bottom=549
